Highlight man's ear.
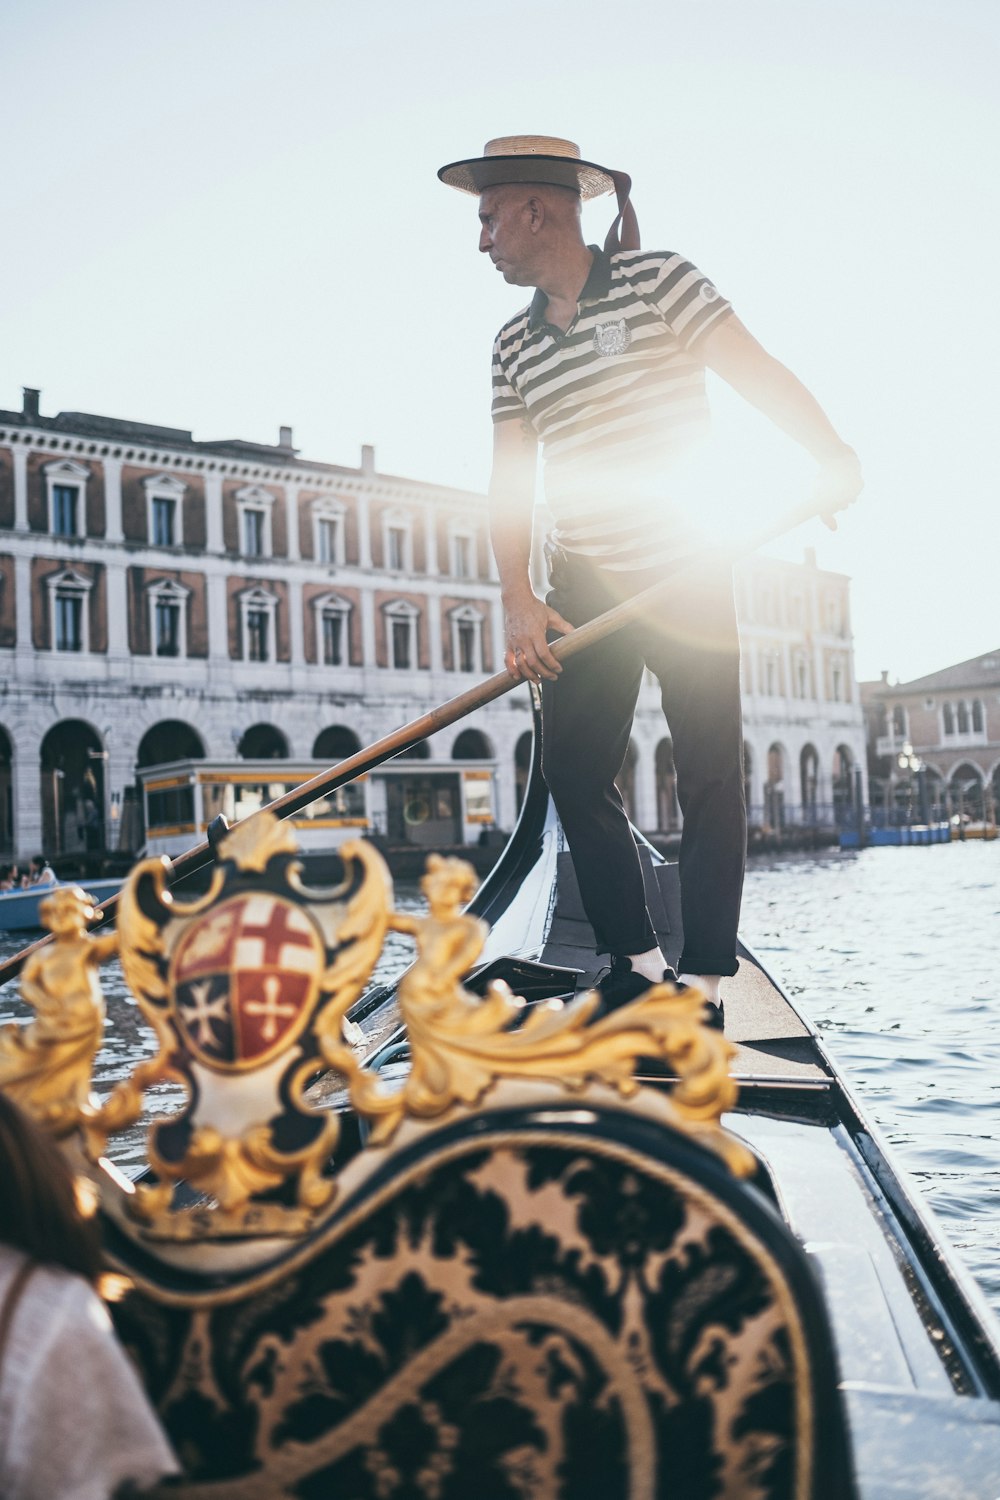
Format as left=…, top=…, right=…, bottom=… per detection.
left=526, top=195, right=545, bottom=233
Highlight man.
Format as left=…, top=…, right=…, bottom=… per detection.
left=439, top=137, right=862, bottom=1021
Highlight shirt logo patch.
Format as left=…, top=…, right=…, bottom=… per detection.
left=593, top=319, right=632, bottom=356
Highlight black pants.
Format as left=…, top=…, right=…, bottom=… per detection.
left=541, top=549, right=746, bottom=975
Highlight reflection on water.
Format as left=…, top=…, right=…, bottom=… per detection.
left=1, top=842, right=998, bottom=1312
left=739, top=840, right=1000, bottom=1312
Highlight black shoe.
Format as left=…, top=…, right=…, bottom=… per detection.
left=675, top=979, right=726, bottom=1032
left=597, top=961, right=726, bottom=1032
left=702, top=998, right=725, bottom=1032
left=596, top=956, right=678, bottom=1014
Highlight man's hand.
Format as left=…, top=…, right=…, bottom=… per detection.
left=503, top=589, right=574, bottom=682
left=813, top=446, right=863, bottom=531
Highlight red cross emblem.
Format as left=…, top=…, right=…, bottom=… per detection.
left=170, top=893, right=323, bottom=1068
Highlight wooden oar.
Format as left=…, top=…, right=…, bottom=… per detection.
left=0, top=496, right=836, bottom=988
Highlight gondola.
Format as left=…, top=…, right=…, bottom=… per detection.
left=3, top=693, right=1000, bottom=1500
left=361, top=700, right=1000, bottom=1498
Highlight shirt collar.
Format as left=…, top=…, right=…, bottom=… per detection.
left=527, top=246, right=612, bottom=331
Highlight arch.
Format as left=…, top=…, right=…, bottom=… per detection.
left=452, top=728, right=494, bottom=760
left=0, top=725, right=12, bottom=854
left=514, top=730, right=533, bottom=811
left=396, top=740, right=430, bottom=760
left=40, top=719, right=106, bottom=856
left=921, top=764, right=946, bottom=823
left=655, top=737, right=679, bottom=831
left=238, top=723, right=289, bottom=760
left=765, top=743, right=786, bottom=830
left=832, top=744, right=855, bottom=823
left=614, top=739, right=638, bottom=823
left=991, top=763, right=1000, bottom=819
left=799, top=744, right=819, bottom=818
left=949, top=762, right=984, bottom=821
left=136, top=720, right=206, bottom=769
left=313, top=725, right=362, bottom=761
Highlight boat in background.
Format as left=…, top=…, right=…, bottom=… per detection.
left=839, top=820, right=951, bottom=848
left=0, top=878, right=121, bottom=933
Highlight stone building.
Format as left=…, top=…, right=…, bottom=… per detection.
left=0, top=389, right=525, bottom=860
left=860, top=651, right=1000, bottom=821
left=627, top=546, right=867, bottom=835
left=0, top=388, right=866, bottom=861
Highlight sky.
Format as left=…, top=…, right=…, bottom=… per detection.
left=2, top=0, right=998, bottom=684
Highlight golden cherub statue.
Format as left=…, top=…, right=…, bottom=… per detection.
left=0, top=887, right=117, bottom=1136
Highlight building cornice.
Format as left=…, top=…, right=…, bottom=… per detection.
left=0, top=417, right=485, bottom=508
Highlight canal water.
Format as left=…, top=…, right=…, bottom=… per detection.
left=2, top=839, right=998, bottom=1315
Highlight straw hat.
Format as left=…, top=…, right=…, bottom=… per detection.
left=438, top=135, right=617, bottom=199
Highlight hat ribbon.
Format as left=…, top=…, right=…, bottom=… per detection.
left=604, top=169, right=640, bottom=254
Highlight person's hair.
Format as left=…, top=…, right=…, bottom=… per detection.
left=30, top=855, right=45, bottom=869
left=0, top=1093, right=103, bottom=1283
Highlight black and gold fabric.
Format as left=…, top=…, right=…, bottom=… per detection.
left=114, top=1104, right=854, bottom=1500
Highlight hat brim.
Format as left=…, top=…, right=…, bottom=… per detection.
left=438, top=154, right=616, bottom=200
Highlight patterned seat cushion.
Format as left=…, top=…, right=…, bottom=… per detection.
left=115, top=1107, right=853, bottom=1500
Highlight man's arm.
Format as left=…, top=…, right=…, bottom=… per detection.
left=489, top=416, right=573, bottom=682
left=700, top=314, right=863, bottom=522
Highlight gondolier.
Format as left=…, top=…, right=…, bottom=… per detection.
left=439, top=135, right=862, bottom=1020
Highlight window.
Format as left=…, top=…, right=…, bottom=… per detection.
left=248, top=607, right=269, bottom=661
left=318, top=517, right=339, bottom=563
left=832, top=666, right=843, bottom=703
left=235, top=486, right=275, bottom=559
left=44, top=459, right=89, bottom=539
left=144, top=474, right=186, bottom=549
left=957, top=700, right=970, bottom=734
left=449, top=526, right=475, bottom=580
left=53, top=485, right=78, bottom=537
left=382, top=511, right=413, bottom=573
left=764, top=655, right=776, bottom=696
left=47, top=568, right=92, bottom=653
left=943, top=702, right=955, bottom=735
left=312, top=593, right=352, bottom=667
left=457, top=620, right=476, bottom=671
left=392, top=617, right=411, bottom=668
left=243, top=508, right=266, bottom=557
left=239, top=587, right=278, bottom=663
left=973, top=699, right=984, bottom=733
left=313, top=502, right=346, bottom=566
left=384, top=601, right=419, bottom=670
left=153, top=497, right=176, bottom=547
left=56, top=593, right=83, bottom=651
left=155, top=598, right=180, bottom=656
left=147, top=580, right=189, bottom=660
left=449, top=605, right=483, bottom=673
left=322, top=611, right=343, bottom=665
left=756, top=585, right=777, bottom=625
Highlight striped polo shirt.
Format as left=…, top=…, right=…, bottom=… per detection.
left=491, top=247, right=733, bottom=570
